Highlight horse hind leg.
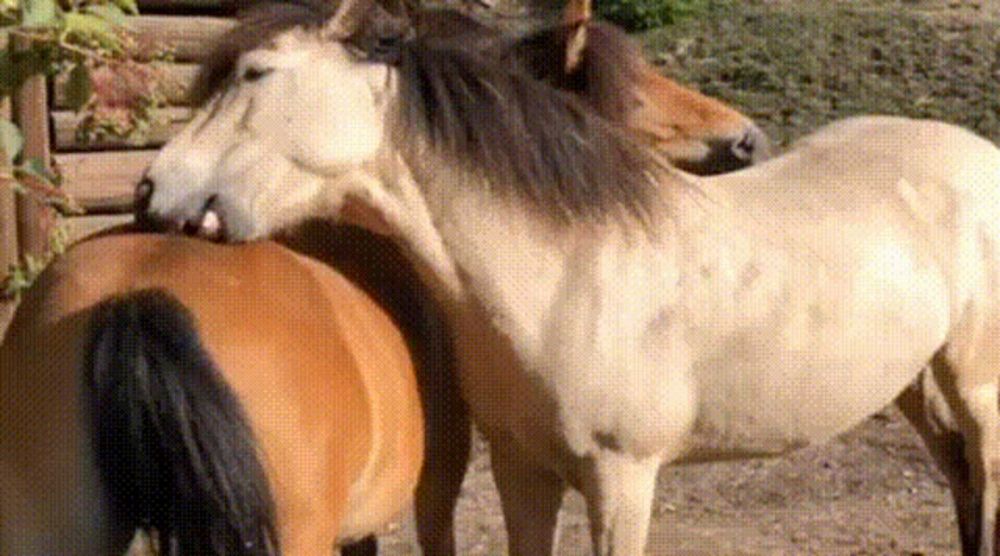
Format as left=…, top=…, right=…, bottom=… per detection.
left=895, top=361, right=980, bottom=554
left=898, top=348, right=1000, bottom=555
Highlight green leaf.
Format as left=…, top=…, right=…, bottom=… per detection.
left=64, top=63, right=92, bottom=110
left=21, top=0, right=59, bottom=28
left=0, top=118, right=23, bottom=165
left=85, top=4, right=128, bottom=27
left=17, top=156, right=56, bottom=184
left=112, top=0, right=139, bottom=16
left=63, top=12, right=114, bottom=41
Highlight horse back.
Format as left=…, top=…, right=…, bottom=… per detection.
left=286, top=246, right=424, bottom=540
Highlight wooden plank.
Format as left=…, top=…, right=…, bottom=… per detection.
left=12, top=36, right=54, bottom=260
left=64, top=214, right=134, bottom=245
left=53, top=106, right=192, bottom=151
left=54, top=63, right=200, bottom=109
left=127, top=15, right=235, bottom=63
left=56, top=150, right=156, bottom=211
left=0, top=84, right=18, bottom=311
left=0, top=301, right=14, bottom=343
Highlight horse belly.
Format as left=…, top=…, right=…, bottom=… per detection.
left=680, top=237, right=952, bottom=461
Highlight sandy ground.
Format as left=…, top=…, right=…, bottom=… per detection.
left=371, top=408, right=958, bottom=555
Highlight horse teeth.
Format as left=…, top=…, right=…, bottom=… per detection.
left=200, top=210, right=222, bottom=238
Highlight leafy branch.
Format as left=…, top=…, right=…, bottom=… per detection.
left=1, top=0, right=167, bottom=300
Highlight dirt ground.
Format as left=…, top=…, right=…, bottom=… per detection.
left=374, top=1, right=1000, bottom=554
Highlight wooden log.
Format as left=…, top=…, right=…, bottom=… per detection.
left=126, top=16, right=235, bottom=63
left=54, top=63, right=200, bottom=109
left=12, top=36, right=54, bottom=260
left=52, top=106, right=192, bottom=151
left=0, top=85, right=18, bottom=309
left=64, top=214, right=134, bottom=244
left=55, top=150, right=157, bottom=212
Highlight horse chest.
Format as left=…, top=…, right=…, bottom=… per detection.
left=451, top=239, right=700, bottom=463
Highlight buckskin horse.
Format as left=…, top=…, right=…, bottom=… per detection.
left=0, top=231, right=424, bottom=555
left=138, top=0, right=1000, bottom=553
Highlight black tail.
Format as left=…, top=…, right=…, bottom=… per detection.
left=83, top=289, right=279, bottom=555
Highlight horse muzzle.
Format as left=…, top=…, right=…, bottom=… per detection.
left=134, top=177, right=239, bottom=242
left=675, top=125, right=773, bottom=176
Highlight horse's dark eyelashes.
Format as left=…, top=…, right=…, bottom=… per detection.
left=242, top=67, right=274, bottom=82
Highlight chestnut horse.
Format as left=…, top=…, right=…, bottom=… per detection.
left=0, top=231, right=424, bottom=555
left=416, top=0, right=771, bottom=174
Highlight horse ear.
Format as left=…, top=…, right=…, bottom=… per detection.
left=562, top=0, right=592, bottom=25
left=562, top=0, right=592, bottom=75
left=324, top=0, right=375, bottom=40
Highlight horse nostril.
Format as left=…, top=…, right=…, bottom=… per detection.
left=732, top=131, right=756, bottom=161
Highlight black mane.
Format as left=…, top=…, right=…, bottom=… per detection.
left=396, top=41, right=660, bottom=223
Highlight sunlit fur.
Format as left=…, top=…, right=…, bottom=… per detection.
left=0, top=232, right=424, bottom=555
left=144, top=1, right=1000, bottom=553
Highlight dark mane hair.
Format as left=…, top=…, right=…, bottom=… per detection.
left=503, top=21, right=651, bottom=124
left=191, top=0, right=666, bottom=224
left=190, top=0, right=334, bottom=106
left=396, top=40, right=661, bottom=224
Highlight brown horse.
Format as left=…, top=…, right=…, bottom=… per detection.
left=0, top=231, right=424, bottom=555
left=1, top=3, right=774, bottom=553
left=412, top=0, right=771, bottom=174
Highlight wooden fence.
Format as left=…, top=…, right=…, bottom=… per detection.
left=1, top=0, right=238, bottom=284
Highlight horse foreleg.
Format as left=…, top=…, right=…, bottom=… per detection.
left=963, top=377, right=1000, bottom=556
left=578, top=452, right=660, bottom=556
left=415, top=400, right=472, bottom=556
left=489, top=437, right=566, bottom=556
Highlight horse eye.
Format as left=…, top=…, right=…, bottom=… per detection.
left=375, top=36, right=401, bottom=52
left=367, top=35, right=404, bottom=64
left=242, top=67, right=273, bottom=82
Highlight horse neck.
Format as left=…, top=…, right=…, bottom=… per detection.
left=378, top=152, right=581, bottom=353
